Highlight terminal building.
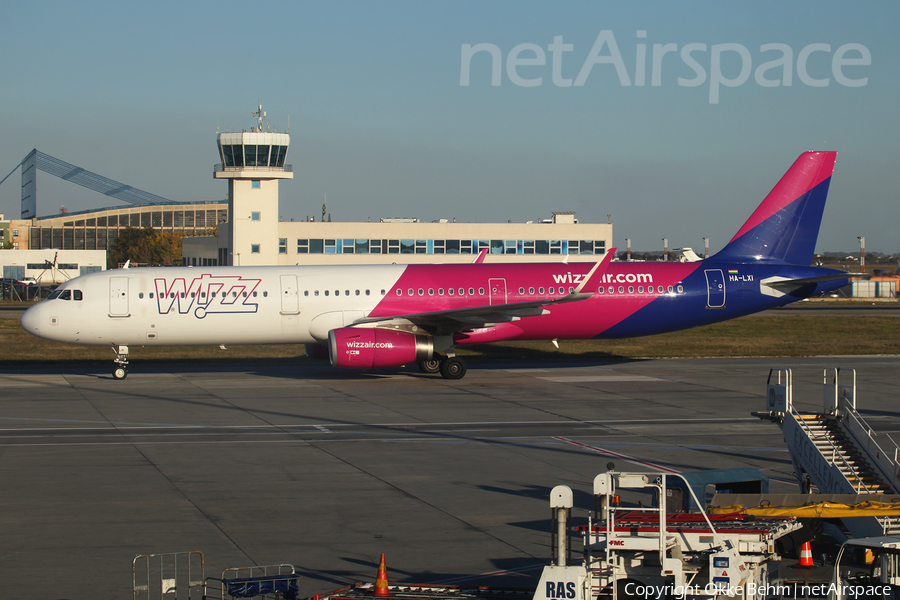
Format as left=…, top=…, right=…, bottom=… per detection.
left=3, top=108, right=613, bottom=272
left=183, top=108, right=613, bottom=266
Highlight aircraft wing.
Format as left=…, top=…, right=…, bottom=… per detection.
left=353, top=291, right=593, bottom=333
left=354, top=247, right=616, bottom=334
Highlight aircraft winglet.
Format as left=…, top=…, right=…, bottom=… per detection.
left=573, top=247, right=617, bottom=294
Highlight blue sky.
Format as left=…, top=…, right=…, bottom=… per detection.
left=1, top=1, right=897, bottom=253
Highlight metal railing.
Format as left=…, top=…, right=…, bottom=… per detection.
left=213, top=164, right=293, bottom=173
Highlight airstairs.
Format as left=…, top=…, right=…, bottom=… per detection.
left=759, top=368, right=900, bottom=538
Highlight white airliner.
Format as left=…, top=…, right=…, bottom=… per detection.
left=20, top=152, right=854, bottom=380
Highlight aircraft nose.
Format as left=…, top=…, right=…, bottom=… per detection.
left=20, top=304, right=41, bottom=335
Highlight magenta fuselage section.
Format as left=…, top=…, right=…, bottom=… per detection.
left=367, top=261, right=702, bottom=341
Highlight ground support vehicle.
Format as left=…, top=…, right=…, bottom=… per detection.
left=532, top=471, right=807, bottom=600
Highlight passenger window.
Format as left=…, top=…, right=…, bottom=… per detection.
left=200, top=292, right=206, bottom=298
left=529, top=287, right=535, bottom=294
left=170, top=293, right=175, bottom=299
left=628, top=286, right=634, bottom=293
left=539, top=287, right=545, bottom=294
left=345, top=290, right=349, bottom=296
left=667, top=286, right=674, bottom=293
left=150, top=293, right=155, bottom=299
left=478, top=288, right=484, bottom=295
left=428, top=288, right=434, bottom=296
left=468, top=288, right=474, bottom=295
left=366, top=290, right=370, bottom=296
left=380, top=290, right=385, bottom=295
left=618, top=286, right=624, bottom=293
left=138, top=292, right=144, bottom=299
left=458, top=288, right=464, bottom=295
left=448, top=288, right=454, bottom=296
left=233, top=292, right=238, bottom=297
left=315, top=290, right=319, bottom=297
left=325, top=290, right=329, bottom=296
left=608, top=286, right=614, bottom=294
left=658, top=286, right=664, bottom=293
left=335, top=290, right=339, bottom=296
left=638, top=286, right=643, bottom=293
left=396, top=289, right=402, bottom=296
left=519, top=287, right=525, bottom=294
left=263, top=291, right=268, bottom=297
left=191, top=292, right=196, bottom=298
left=438, top=289, right=443, bottom=295
left=408, top=288, right=414, bottom=296
left=677, top=285, right=684, bottom=293
left=597, top=287, right=604, bottom=294
left=73, top=290, right=83, bottom=301
left=418, top=289, right=424, bottom=296
left=355, top=290, right=360, bottom=296
left=569, top=287, right=575, bottom=293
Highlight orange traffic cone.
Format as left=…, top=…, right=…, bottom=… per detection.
left=798, top=541, right=814, bottom=567
left=374, top=553, right=390, bottom=597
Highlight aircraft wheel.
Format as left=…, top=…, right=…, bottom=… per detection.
left=439, top=357, right=467, bottom=380
left=112, top=366, right=128, bottom=380
left=418, top=358, right=441, bottom=374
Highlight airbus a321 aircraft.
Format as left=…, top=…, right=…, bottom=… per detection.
left=21, top=151, right=855, bottom=380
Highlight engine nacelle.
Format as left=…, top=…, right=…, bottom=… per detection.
left=328, top=327, right=433, bottom=369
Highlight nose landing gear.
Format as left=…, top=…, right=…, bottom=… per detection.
left=111, top=345, right=129, bottom=380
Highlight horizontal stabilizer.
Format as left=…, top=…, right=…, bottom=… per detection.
left=760, top=272, right=861, bottom=297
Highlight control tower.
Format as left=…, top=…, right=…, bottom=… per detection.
left=214, top=105, right=293, bottom=266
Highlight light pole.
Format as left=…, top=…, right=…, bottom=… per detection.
left=625, top=238, right=631, bottom=261
left=857, top=236, right=865, bottom=272
left=703, top=237, right=709, bottom=259
left=662, top=238, right=668, bottom=262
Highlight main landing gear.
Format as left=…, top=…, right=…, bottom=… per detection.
left=418, top=355, right=467, bottom=380
left=111, top=345, right=129, bottom=380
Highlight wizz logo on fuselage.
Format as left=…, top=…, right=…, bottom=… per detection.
left=551, top=272, right=654, bottom=284
left=154, top=274, right=262, bottom=319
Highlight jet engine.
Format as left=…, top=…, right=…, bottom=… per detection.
left=328, top=327, right=433, bottom=369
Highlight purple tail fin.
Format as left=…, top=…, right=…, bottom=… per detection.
left=709, top=151, right=837, bottom=265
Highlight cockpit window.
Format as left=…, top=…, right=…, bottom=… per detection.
left=48, top=290, right=62, bottom=300
left=73, top=290, right=83, bottom=301
left=59, top=290, right=72, bottom=300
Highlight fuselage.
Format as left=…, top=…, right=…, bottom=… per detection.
left=20, top=259, right=847, bottom=348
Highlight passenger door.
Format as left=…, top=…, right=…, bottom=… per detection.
left=109, top=277, right=129, bottom=317
left=705, top=269, right=725, bottom=308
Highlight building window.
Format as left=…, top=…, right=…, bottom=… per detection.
left=251, top=212, right=261, bottom=221
left=251, top=180, right=260, bottom=189
left=251, top=244, right=260, bottom=254
left=279, top=238, right=287, bottom=254
left=324, top=239, right=336, bottom=254
left=415, top=240, right=427, bottom=254
left=297, top=239, right=309, bottom=253
left=388, top=239, right=400, bottom=254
